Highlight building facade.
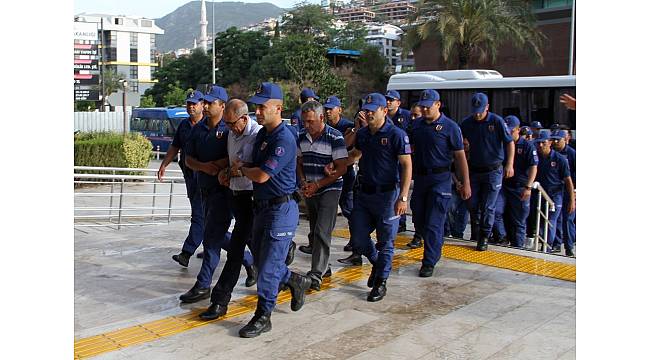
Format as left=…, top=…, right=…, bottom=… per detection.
left=75, top=14, right=164, bottom=96
left=364, top=23, right=403, bottom=71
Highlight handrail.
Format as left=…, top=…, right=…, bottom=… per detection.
left=74, top=166, right=182, bottom=174
left=532, top=181, right=555, bottom=253
left=74, top=173, right=185, bottom=181
left=533, top=182, right=555, bottom=212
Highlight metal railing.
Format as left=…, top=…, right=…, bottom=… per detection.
left=531, top=182, right=556, bottom=253
left=74, top=166, right=189, bottom=229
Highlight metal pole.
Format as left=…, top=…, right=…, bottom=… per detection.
left=108, top=170, right=116, bottom=221
left=122, top=82, right=128, bottom=136
left=156, top=145, right=160, bottom=160
left=100, top=17, right=105, bottom=111
left=117, top=180, right=125, bottom=230
left=568, top=0, right=576, bottom=75
left=167, top=181, right=174, bottom=223
left=534, top=191, right=541, bottom=252
left=212, top=1, right=216, bottom=84
left=543, top=201, right=550, bottom=253
left=152, top=182, right=157, bottom=221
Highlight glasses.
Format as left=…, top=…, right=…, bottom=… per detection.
left=224, top=116, right=245, bottom=126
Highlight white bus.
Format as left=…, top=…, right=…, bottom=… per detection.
left=387, top=70, right=576, bottom=130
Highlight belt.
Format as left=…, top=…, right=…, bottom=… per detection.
left=414, top=166, right=450, bottom=176
left=254, top=191, right=301, bottom=208
left=358, top=183, right=396, bottom=194
left=470, top=163, right=502, bottom=173
left=231, top=189, right=253, bottom=197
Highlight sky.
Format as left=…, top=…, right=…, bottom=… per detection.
left=74, top=0, right=318, bottom=19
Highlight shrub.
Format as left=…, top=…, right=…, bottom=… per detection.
left=74, top=132, right=152, bottom=175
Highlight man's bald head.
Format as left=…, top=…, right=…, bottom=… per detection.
left=225, top=98, right=248, bottom=119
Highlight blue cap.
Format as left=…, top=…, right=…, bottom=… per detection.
left=249, top=82, right=283, bottom=105
left=520, top=126, right=532, bottom=136
left=504, top=115, right=520, bottom=131
left=385, top=90, right=401, bottom=100
left=300, top=88, right=319, bottom=100
left=361, top=93, right=387, bottom=112
left=470, top=92, right=488, bottom=113
left=534, top=131, right=552, bottom=143
left=530, top=121, right=543, bottom=129
left=185, top=90, right=204, bottom=104
left=551, top=129, right=568, bottom=140
left=550, top=123, right=561, bottom=131
left=203, top=84, right=229, bottom=103
left=417, top=89, right=441, bottom=108
left=323, top=95, right=342, bottom=109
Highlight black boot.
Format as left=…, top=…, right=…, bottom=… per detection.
left=172, top=251, right=191, bottom=267
left=239, top=311, right=272, bottom=338
left=406, top=234, right=422, bottom=249
left=179, top=283, right=210, bottom=303
left=244, top=264, right=257, bottom=287
left=419, top=264, right=434, bottom=277
left=476, top=236, right=488, bottom=251
left=199, top=303, right=228, bottom=320
left=338, top=252, right=362, bottom=266
left=343, top=242, right=353, bottom=252
left=285, top=241, right=296, bottom=265
left=286, top=272, right=311, bottom=311
left=298, top=244, right=312, bottom=254
left=367, top=278, right=387, bottom=302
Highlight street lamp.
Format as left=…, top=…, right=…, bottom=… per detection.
left=119, top=79, right=128, bottom=135
left=212, top=0, right=216, bottom=84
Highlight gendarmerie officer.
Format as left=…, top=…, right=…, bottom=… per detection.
left=410, top=89, right=470, bottom=277
left=461, top=92, right=514, bottom=251
left=500, top=115, right=538, bottom=248
left=551, top=129, right=576, bottom=256
left=180, top=85, right=254, bottom=303
left=160, top=90, right=204, bottom=267
left=533, top=131, right=575, bottom=253
left=346, top=93, right=412, bottom=302
left=199, top=99, right=262, bottom=320
left=233, top=83, right=311, bottom=338
left=290, top=88, right=319, bottom=130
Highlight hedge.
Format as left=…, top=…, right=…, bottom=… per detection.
left=74, top=132, right=152, bottom=174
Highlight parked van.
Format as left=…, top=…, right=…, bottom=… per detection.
left=130, top=107, right=189, bottom=152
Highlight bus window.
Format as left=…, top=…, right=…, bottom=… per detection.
left=147, top=119, right=160, bottom=133
left=553, top=88, right=576, bottom=129
left=162, top=119, right=173, bottom=136
left=530, top=89, right=552, bottom=128
left=439, top=89, right=480, bottom=122
left=491, top=88, right=525, bottom=121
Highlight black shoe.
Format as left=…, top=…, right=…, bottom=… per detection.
left=298, top=244, right=313, bottom=255
left=323, top=266, right=332, bottom=278
left=565, top=248, right=575, bottom=257
left=367, top=265, right=377, bottom=288
left=239, top=312, right=272, bottom=338
left=367, top=278, right=387, bottom=302
left=338, top=253, right=362, bottom=266
left=196, top=251, right=204, bottom=259
left=286, top=272, right=311, bottom=311
left=498, top=238, right=510, bottom=246
left=245, top=264, right=257, bottom=287
left=199, top=303, right=228, bottom=320
left=343, top=243, right=353, bottom=252
left=285, top=241, right=296, bottom=265
left=172, top=251, right=191, bottom=267
left=550, top=245, right=562, bottom=253
left=406, top=236, right=422, bottom=249
left=179, top=284, right=210, bottom=303
left=419, top=265, right=434, bottom=277
left=398, top=223, right=407, bottom=233
left=476, top=237, right=488, bottom=251
left=310, top=278, right=321, bottom=291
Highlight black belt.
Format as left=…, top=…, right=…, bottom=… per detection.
left=254, top=191, right=301, bottom=208
left=414, top=166, right=450, bottom=176
left=470, top=164, right=502, bottom=173
left=358, top=183, right=396, bottom=194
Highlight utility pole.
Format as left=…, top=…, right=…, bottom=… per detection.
left=120, top=79, right=128, bottom=136
left=212, top=0, right=216, bottom=84
left=568, top=0, right=576, bottom=75
left=100, top=17, right=106, bottom=111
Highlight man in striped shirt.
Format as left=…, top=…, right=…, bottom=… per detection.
left=297, top=101, right=348, bottom=291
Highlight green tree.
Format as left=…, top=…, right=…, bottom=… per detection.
left=163, top=83, right=189, bottom=107
left=403, top=0, right=544, bottom=69
left=329, top=22, right=368, bottom=51
left=355, top=46, right=390, bottom=90
left=145, top=49, right=212, bottom=106
left=139, top=94, right=156, bottom=108
left=283, top=2, right=334, bottom=37
left=101, top=68, right=127, bottom=97
left=213, top=27, right=271, bottom=86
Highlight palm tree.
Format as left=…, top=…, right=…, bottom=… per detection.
left=403, top=0, right=545, bottom=69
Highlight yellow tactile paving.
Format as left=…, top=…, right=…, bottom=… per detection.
left=75, top=227, right=575, bottom=359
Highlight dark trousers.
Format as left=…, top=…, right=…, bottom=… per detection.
left=181, top=179, right=204, bottom=255
left=445, top=189, right=469, bottom=238
left=211, top=190, right=255, bottom=306
left=411, top=184, right=451, bottom=267
left=467, top=167, right=503, bottom=238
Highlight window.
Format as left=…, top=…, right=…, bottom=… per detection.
left=114, top=18, right=123, bottom=25
left=130, top=49, right=138, bottom=62
left=141, top=20, right=152, bottom=27
left=130, top=33, right=138, bottom=48
left=129, top=82, right=139, bottom=93
left=150, top=34, right=156, bottom=50
left=162, top=120, right=173, bottom=136
left=129, top=65, right=138, bottom=78
left=106, top=48, right=117, bottom=61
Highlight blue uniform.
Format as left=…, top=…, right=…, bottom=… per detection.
left=535, top=149, right=570, bottom=250
left=186, top=119, right=253, bottom=288
left=500, top=137, right=539, bottom=247
left=329, top=117, right=356, bottom=221
left=290, top=108, right=303, bottom=130
left=351, top=121, right=411, bottom=279
left=410, top=114, right=463, bottom=267
left=387, top=107, right=413, bottom=229
left=171, top=118, right=204, bottom=255
left=250, top=122, right=300, bottom=313
left=461, top=112, right=513, bottom=239
left=555, top=144, right=576, bottom=251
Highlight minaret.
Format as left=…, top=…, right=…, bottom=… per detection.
left=199, top=0, right=208, bottom=52
left=193, top=38, right=197, bottom=49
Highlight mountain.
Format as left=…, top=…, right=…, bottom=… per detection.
left=155, top=1, right=286, bottom=52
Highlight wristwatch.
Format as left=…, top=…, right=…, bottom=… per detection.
left=400, top=195, right=408, bottom=202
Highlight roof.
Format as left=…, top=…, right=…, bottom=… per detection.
left=388, top=70, right=576, bottom=90
left=132, top=107, right=189, bottom=119
left=327, top=48, right=361, bottom=57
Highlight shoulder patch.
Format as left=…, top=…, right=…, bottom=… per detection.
left=404, top=135, right=410, bottom=143
left=275, top=146, right=285, bottom=157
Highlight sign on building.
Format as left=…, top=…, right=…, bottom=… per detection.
left=75, top=89, right=100, bottom=101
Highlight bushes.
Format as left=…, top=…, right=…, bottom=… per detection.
left=74, top=132, right=152, bottom=173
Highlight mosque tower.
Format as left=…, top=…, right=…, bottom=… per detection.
left=199, top=0, right=208, bottom=52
